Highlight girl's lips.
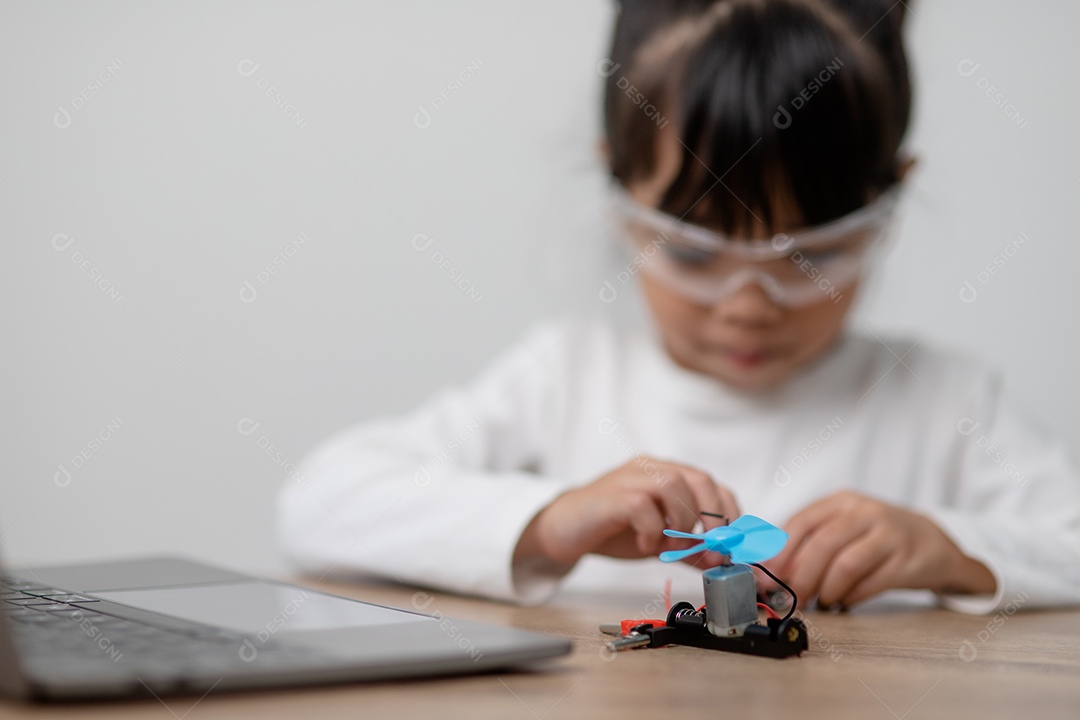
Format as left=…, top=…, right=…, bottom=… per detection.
left=723, top=347, right=776, bottom=369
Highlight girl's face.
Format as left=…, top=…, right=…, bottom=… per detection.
left=638, top=269, right=857, bottom=392
left=624, top=133, right=858, bottom=393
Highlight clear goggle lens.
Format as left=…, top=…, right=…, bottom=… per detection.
left=609, top=185, right=901, bottom=307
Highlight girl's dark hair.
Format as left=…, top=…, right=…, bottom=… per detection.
left=603, top=0, right=910, bottom=233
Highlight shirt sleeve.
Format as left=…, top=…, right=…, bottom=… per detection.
left=276, top=323, right=578, bottom=604
left=924, top=370, right=1080, bottom=614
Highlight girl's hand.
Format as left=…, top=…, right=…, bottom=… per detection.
left=763, top=490, right=996, bottom=609
left=514, top=457, right=740, bottom=570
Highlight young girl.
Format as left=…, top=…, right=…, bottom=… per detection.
left=278, top=0, right=1080, bottom=613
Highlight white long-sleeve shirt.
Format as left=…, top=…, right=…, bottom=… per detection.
left=277, top=320, right=1080, bottom=614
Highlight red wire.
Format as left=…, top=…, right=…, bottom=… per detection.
left=758, top=602, right=780, bottom=620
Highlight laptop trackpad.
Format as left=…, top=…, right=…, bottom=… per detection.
left=93, top=580, right=428, bottom=635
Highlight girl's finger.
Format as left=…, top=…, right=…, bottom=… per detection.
left=772, top=492, right=855, bottom=574
left=838, top=555, right=902, bottom=608
left=623, top=492, right=668, bottom=556
left=677, top=468, right=733, bottom=530
left=816, top=530, right=893, bottom=608
left=649, top=469, right=702, bottom=534
left=786, top=514, right=873, bottom=603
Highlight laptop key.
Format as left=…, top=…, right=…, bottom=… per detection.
left=0, top=581, right=50, bottom=591
left=1, top=592, right=37, bottom=600
left=7, top=612, right=55, bottom=623
left=8, top=586, right=60, bottom=595
left=39, top=593, right=99, bottom=603
left=74, top=612, right=127, bottom=623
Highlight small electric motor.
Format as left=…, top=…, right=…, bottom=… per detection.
left=702, top=563, right=758, bottom=637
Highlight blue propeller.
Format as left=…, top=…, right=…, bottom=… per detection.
left=658, top=514, right=788, bottom=564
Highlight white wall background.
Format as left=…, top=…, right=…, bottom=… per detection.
left=2, top=1, right=1077, bottom=575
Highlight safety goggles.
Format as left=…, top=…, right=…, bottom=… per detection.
left=609, top=184, right=901, bottom=307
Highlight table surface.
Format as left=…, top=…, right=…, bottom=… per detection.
left=2, top=578, right=1078, bottom=719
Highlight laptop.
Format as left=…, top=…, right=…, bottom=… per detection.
left=0, top=554, right=572, bottom=701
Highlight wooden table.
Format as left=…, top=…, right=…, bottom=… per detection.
left=2, top=579, right=1078, bottom=719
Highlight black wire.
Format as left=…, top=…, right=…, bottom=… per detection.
left=750, top=562, right=797, bottom=624
left=700, top=511, right=728, bottom=526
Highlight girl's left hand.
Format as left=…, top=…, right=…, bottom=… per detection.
left=763, top=490, right=996, bottom=609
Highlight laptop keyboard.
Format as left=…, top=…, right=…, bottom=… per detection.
left=1, top=576, right=316, bottom=677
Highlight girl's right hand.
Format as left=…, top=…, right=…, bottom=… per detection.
left=514, top=457, right=740, bottom=570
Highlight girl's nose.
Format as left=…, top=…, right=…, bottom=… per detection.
left=710, top=280, right=785, bottom=327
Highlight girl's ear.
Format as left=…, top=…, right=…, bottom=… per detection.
left=898, top=154, right=918, bottom=181
left=597, top=137, right=612, bottom=167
